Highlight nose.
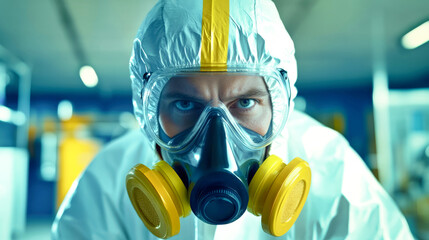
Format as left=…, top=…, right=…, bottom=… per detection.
left=198, top=111, right=231, bottom=170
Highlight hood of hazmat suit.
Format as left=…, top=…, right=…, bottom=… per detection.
left=51, top=0, right=414, bottom=239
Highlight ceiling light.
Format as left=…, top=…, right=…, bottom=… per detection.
left=57, top=100, right=73, bottom=120
left=401, top=20, right=429, bottom=50
left=79, top=65, right=98, bottom=87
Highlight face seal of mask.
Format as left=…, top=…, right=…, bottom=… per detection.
left=125, top=69, right=311, bottom=238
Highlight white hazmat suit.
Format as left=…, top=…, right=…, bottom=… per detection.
left=52, top=0, right=414, bottom=239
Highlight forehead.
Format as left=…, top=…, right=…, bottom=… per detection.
left=161, top=73, right=268, bottom=99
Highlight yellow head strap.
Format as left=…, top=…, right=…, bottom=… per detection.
left=200, top=0, right=230, bottom=71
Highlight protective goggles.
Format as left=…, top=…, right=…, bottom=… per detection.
left=141, top=68, right=291, bottom=152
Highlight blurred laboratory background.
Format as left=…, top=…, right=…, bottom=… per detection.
left=0, top=0, right=428, bottom=239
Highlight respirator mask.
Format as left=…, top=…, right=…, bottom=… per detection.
left=126, top=68, right=311, bottom=238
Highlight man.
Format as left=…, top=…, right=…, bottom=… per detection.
left=52, top=0, right=414, bottom=239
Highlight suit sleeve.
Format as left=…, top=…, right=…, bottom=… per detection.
left=324, top=143, right=414, bottom=239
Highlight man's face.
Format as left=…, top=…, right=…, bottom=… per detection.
left=158, top=74, right=273, bottom=138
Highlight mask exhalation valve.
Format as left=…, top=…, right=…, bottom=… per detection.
left=190, top=171, right=249, bottom=225
left=199, top=187, right=241, bottom=223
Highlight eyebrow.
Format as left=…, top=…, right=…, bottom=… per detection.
left=162, top=88, right=269, bottom=103
left=223, top=89, right=269, bottom=102
left=162, top=92, right=207, bottom=103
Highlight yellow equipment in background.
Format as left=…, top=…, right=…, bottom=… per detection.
left=57, top=116, right=100, bottom=208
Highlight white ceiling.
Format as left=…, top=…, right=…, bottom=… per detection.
left=0, top=0, right=428, bottom=95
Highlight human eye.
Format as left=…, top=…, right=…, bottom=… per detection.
left=174, top=100, right=197, bottom=111
left=235, top=99, right=256, bottom=109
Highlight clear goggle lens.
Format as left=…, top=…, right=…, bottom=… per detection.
left=142, top=69, right=290, bottom=151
